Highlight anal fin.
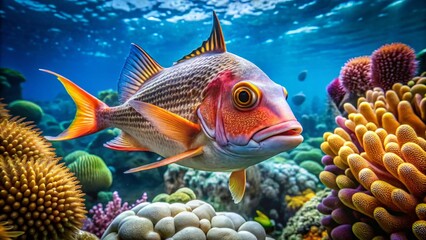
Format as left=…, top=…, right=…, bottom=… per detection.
left=104, top=132, right=149, bottom=151
left=124, top=147, right=203, bottom=173
left=229, top=169, right=246, bottom=204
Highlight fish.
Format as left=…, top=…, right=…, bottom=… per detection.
left=254, top=210, right=274, bottom=229
left=298, top=70, right=307, bottom=81
left=291, top=91, right=306, bottom=106
left=40, top=12, right=303, bottom=203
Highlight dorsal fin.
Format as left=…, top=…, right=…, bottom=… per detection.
left=118, top=43, right=163, bottom=103
left=176, top=11, right=226, bottom=64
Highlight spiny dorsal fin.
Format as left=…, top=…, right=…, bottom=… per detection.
left=118, top=43, right=163, bottom=104
left=176, top=11, right=226, bottom=64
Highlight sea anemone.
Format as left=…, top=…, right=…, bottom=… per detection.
left=371, top=43, right=417, bottom=91
left=340, top=56, right=372, bottom=95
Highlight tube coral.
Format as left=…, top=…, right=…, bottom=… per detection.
left=318, top=75, right=426, bottom=239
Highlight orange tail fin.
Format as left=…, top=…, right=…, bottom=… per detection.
left=40, top=69, right=109, bottom=141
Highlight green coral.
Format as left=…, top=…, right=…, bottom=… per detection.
left=98, top=89, right=119, bottom=106
left=0, top=68, right=25, bottom=103
left=293, top=148, right=323, bottom=164
left=7, top=100, right=44, bottom=124
left=68, top=154, right=113, bottom=195
left=153, top=188, right=197, bottom=204
left=299, top=160, right=324, bottom=176
left=64, top=150, right=90, bottom=165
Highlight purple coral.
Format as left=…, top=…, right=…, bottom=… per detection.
left=326, top=77, right=346, bottom=107
left=83, top=191, right=148, bottom=237
left=371, top=43, right=417, bottom=90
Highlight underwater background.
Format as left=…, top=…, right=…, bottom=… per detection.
left=1, top=0, right=426, bottom=240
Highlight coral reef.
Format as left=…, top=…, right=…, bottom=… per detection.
left=83, top=191, right=148, bottom=238
left=164, top=158, right=320, bottom=232
left=153, top=187, right=197, bottom=204
left=0, top=120, right=86, bottom=239
left=371, top=43, right=417, bottom=91
left=0, top=68, right=25, bottom=103
left=279, top=189, right=330, bottom=240
left=318, top=75, right=426, bottom=239
left=7, top=100, right=44, bottom=124
left=102, top=199, right=272, bottom=240
left=68, top=154, right=113, bottom=195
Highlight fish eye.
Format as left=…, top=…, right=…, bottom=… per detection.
left=232, top=82, right=261, bottom=110
left=283, top=87, right=288, bottom=100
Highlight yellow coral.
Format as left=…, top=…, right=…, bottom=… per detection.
left=320, top=76, right=426, bottom=239
left=285, top=189, right=316, bottom=211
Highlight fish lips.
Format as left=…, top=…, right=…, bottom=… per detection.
left=226, top=120, right=303, bottom=157
left=252, top=120, right=303, bottom=153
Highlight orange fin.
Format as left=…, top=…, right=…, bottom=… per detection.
left=104, top=132, right=149, bottom=151
left=40, top=69, right=108, bottom=141
left=229, top=169, right=246, bottom=204
left=129, top=100, right=201, bottom=148
left=176, top=11, right=226, bottom=63
left=124, top=146, right=203, bottom=173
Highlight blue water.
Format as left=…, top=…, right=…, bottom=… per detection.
left=1, top=0, right=426, bottom=105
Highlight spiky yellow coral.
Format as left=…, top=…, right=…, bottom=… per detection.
left=0, top=222, right=24, bottom=240
left=285, top=189, right=316, bottom=211
left=0, top=111, right=86, bottom=239
left=319, top=76, right=426, bottom=239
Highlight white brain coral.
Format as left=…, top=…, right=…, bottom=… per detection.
left=101, top=200, right=271, bottom=240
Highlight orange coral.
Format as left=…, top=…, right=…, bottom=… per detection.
left=319, top=75, right=426, bottom=239
left=302, top=226, right=328, bottom=240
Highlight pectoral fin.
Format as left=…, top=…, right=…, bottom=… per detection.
left=124, top=146, right=203, bottom=173
left=129, top=100, right=201, bottom=148
left=229, top=169, right=246, bottom=204
left=104, top=132, right=149, bottom=151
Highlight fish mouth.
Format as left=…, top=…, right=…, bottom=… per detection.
left=252, top=120, right=303, bottom=143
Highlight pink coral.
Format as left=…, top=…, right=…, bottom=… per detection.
left=83, top=191, right=148, bottom=237
left=371, top=43, right=417, bottom=91
left=340, top=56, right=372, bottom=95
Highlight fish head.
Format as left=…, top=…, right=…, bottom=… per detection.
left=197, top=58, right=303, bottom=161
